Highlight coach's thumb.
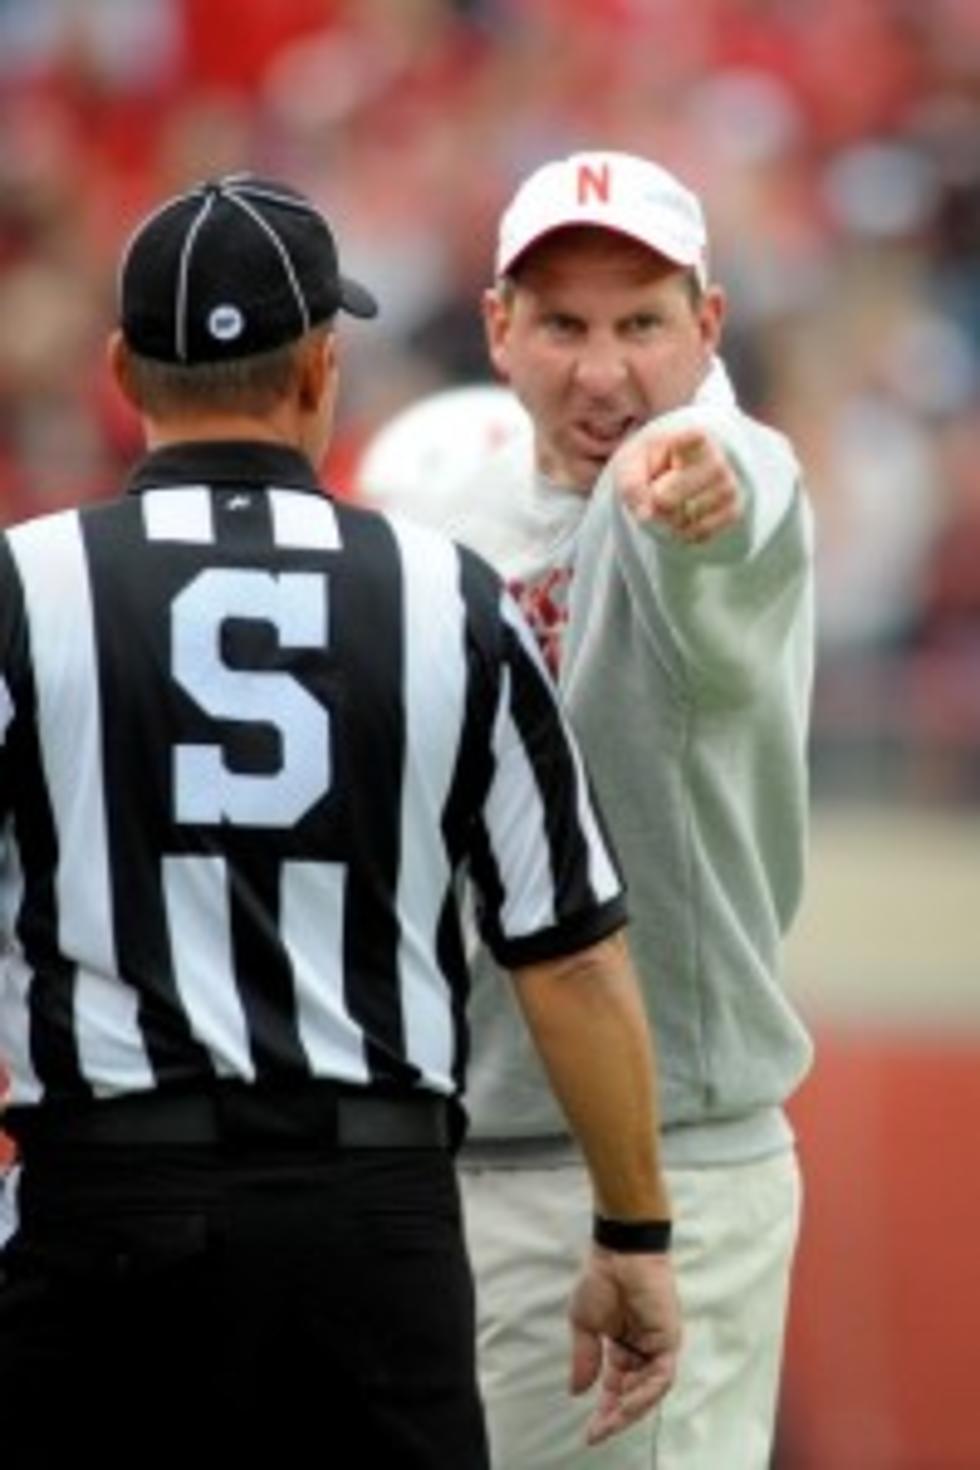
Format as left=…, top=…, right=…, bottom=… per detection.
left=569, top=1324, right=602, bottom=1396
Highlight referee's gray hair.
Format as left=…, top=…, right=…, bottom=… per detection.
left=123, top=322, right=334, bottom=418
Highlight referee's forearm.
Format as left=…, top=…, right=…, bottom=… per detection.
left=512, top=931, right=671, bottom=1222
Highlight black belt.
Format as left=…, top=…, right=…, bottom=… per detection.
left=5, top=1082, right=457, bottom=1151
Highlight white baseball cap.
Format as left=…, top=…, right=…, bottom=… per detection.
left=355, top=385, right=531, bottom=531
left=495, top=150, right=709, bottom=285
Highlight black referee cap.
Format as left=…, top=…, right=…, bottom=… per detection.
left=119, top=174, right=378, bottom=365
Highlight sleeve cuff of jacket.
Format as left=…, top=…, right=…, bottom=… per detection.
left=485, top=894, right=629, bottom=970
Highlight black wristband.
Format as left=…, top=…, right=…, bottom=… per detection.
left=593, top=1214, right=673, bottom=1254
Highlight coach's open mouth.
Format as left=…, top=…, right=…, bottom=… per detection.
left=573, top=416, right=639, bottom=457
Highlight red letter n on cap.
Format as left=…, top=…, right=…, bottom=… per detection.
left=577, top=161, right=610, bottom=205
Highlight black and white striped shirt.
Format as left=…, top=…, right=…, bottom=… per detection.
left=0, top=441, right=625, bottom=1108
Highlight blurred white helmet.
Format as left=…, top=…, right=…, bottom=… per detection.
left=356, top=383, right=531, bottom=531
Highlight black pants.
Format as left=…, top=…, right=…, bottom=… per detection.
left=0, top=1136, right=489, bottom=1468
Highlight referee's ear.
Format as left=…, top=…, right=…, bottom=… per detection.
left=108, top=330, right=139, bottom=410
left=295, top=327, right=340, bottom=467
left=296, top=327, right=338, bottom=413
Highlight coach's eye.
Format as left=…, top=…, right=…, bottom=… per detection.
left=543, top=314, right=583, bottom=340
left=623, top=313, right=661, bottom=337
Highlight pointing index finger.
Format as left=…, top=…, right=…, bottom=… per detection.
left=615, top=434, right=671, bottom=515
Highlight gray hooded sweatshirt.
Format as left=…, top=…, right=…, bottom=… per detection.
left=451, top=361, right=815, bottom=1168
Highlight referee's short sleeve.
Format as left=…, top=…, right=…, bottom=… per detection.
left=470, top=588, right=627, bottom=970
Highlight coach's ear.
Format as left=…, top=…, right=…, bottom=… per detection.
left=107, top=330, right=139, bottom=409
left=482, top=285, right=513, bottom=385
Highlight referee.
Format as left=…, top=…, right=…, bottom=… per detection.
left=0, top=176, right=679, bottom=1469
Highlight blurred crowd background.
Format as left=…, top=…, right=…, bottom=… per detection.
left=2, top=4, right=979, bottom=1467
left=1, top=0, right=979, bottom=806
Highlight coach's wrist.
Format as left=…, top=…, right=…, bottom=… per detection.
left=593, top=1214, right=673, bottom=1254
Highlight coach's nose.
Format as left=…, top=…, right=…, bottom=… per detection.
left=572, top=335, right=629, bottom=397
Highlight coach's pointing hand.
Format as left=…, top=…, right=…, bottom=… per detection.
left=617, top=425, right=741, bottom=544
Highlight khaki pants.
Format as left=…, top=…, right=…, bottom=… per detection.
left=461, top=1149, right=801, bottom=1470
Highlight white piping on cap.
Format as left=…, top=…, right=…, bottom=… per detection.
left=115, top=185, right=202, bottom=321
left=225, top=187, right=311, bottom=337
left=226, top=180, right=319, bottom=216
left=174, top=192, right=216, bottom=363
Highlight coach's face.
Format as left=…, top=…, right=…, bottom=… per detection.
left=484, top=227, right=724, bottom=494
